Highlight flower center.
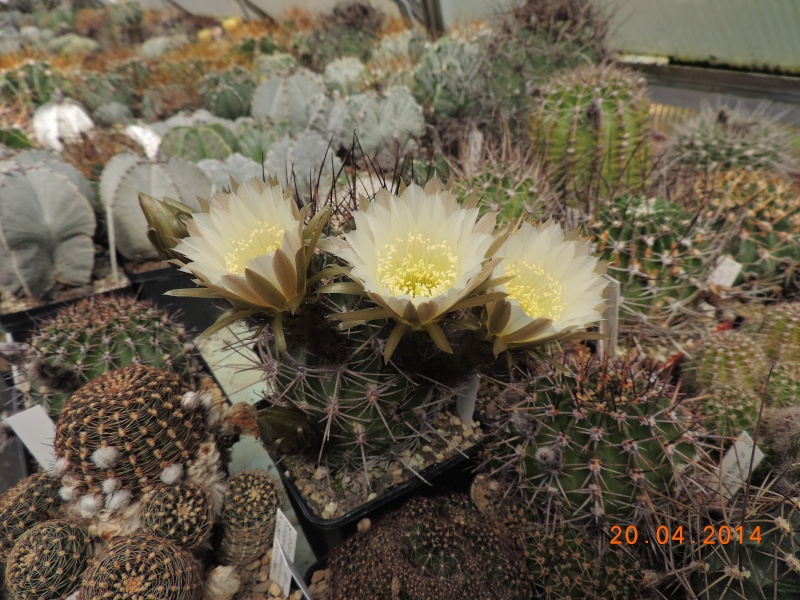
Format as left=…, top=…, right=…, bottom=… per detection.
left=377, top=234, right=459, bottom=299
left=504, top=260, right=565, bottom=321
left=224, top=221, right=285, bottom=274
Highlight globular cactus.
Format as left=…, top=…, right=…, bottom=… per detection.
left=197, top=153, right=264, bottom=193
left=218, top=470, right=280, bottom=566
left=61, top=69, right=134, bottom=113
left=413, top=37, right=486, bottom=120
left=200, top=67, right=257, bottom=120
left=490, top=350, right=702, bottom=522
left=54, top=365, right=209, bottom=507
left=759, top=302, right=800, bottom=362
left=0, top=473, right=62, bottom=563
left=99, top=152, right=210, bottom=260
left=0, top=60, right=62, bottom=111
left=684, top=330, right=769, bottom=435
left=765, top=362, right=800, bottom=408
left=8, top=294, right=198, bottom=416
left=251, top=70, right=326, bottom=129
left=4, top=520, right=91, bottom=600
left=327, top=494, right=533, bottom=600
left=81, top=532, right=203, bottom=600
left=108, top=0, right=143, bottom=45
left=530, top=64, right=652, bottom=195
left=140, top=482, right=214, bottom=550
left=305, top=1, right=384, bottom=69
left=323, top=56, right=368, bottom=94
left=234, top=119, right=295, bottom=163
left=159, top=123, right=239, bottom=162
left=0, top=150, right=96, bottom=300
left=264, top=130, right=342, bottom=201
left=253, top=53, right=298, bottom=83
left=449, top=160, right=544, bottom=222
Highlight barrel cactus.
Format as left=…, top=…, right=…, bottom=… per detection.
left=81, top=533, right=203, bottom=600
left=4, top=520, right=91, bottom=600
left=140, top=482, right=214, bottom=550
left=0, top=150, right=96, bottom=300
left=251, top=69, right=326, bottom=129
left=99, top=152, right=210, bottom=261
left=200, top=67, right=256, bottom=120
left=759, top=302, right=800, bottom=362
left=159, top=123, right=239, bottom=162
left=218, top=470, right=281, bottom=566
left=0, top=473, right=62, bottom=563
left=530, top=64, right=652, bottom=196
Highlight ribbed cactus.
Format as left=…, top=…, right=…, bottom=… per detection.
left=765, top=362, right=800, bottom=408
left=81, top=533, right=203, bottom=600
left=253, top=53, right=298, bottom=83
left=328, top=494, right=533, bottom=600
left=264, top=130, right=342, bottom=200
left=305, top=1, right=384, bottom=69
left=0, top=473, right=62, bottom=563
left=759, top=302, right=800, bottom=362
left=0, top=60, right=61, bottom=111
left=491, top=350, right=700, bottom=521
left=0, top=150, right=96, bottom=300
left=99, top=152, right=210, bottom=260
left=323, top=57, right=367, bottom=94
left=251, top=70, right=326, bottom=129
left=684, top=330, right=769, bottom=435
left=197, top=153, right=263, bottom=193
left=54, top=365, right=209, bottom=503
left=9, top=295, right=197, bottom=416
left=449, top=161, right=543, bottom=223
left=530, top=64, right=652, bottom=195
left=234, top=119, right=294, bottom=163
left=200, top=67, right=256, bottom=120
left=4, top=520, right=91, bottom=600
left=159, top=123, right=239, bottom=162
left=219, top=470, right=280, bottom=566
left=140, top=482, right=214, bottom=550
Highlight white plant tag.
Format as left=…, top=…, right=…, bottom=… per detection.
left=707, top=256, right=742, bottom=288
left=455, top=375, right=479, bottom=427
left=269, top=508, right=298, bottom=597
left=275, top=543, right=313, bottom=600
left=5, top=405, right=56, bottom=472
left=597, top=275, right=621, bottom=359
left=715, top=431, right=765, bottom=500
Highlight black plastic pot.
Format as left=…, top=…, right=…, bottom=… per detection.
left=267, top=443, right=481, bottom=558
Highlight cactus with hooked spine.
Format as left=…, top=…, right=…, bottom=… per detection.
left=0, top=473, right=62, bottom=564
left=140, top=482, right=214, bottom=550
left=4, top=520, right=92, bottom=600
left=530, top=64, right=652, bottom=195
left=159, top=123, right=239, bottom=162
left=218, top=470, right=281, bottom=566
left=80, top=532, right=203, bottom=600
left=200, top=67, right=257, bottom=120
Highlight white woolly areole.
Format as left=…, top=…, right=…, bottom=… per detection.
left=92, top=446, right=119, bottom=469
left=102, top=477, right=121, bottom=494
left=199, top=391, right=215, bottom=411
left=160, top=463, right=184, bottom=484
left=59, top=486, right=78, bottom=501
left=50, top=457, right=69, bottom=476
left=181, top=391, right=199, bottom=410
left=186, top=438, right=227, bottom=515
left=105, top=489, right=132, bottom=511
left=79, top=494, right=103, bottom=517
left=205, top=565, right=242, bottom=600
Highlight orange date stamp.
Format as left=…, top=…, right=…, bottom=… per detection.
left=609, top=525, right=762, bottom=546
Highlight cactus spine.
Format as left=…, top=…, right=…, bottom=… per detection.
left=140, top=482, right=214, bottom=550
left=0, top=473, right=62, bottom=563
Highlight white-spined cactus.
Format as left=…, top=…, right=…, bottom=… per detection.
left=251, top=69, right=326, bottom=128
left=99, top=152, right=211, bottom=261
left=264, top=130, right=342, bottom=201
left=0, top=154, right=96, bottom=299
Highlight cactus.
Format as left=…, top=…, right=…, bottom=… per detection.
left=0, top=473, right=62, bottom=565
left=530, top=64, right=652, bottom=195
left=323, top=57, right=367, bottom=94
left=413, top=37, right=486, bottom=120
left=140, top=482, right=213, bottom=550
left=0, top=151, right=96, bottom=300
left=200, top=67, right=256, bottom=120
left=264, top=130, right=342, bottom=201
left=305, top=1, right=384, bottom=69
left=9, top=294, right=197, bottom=415
left=108, top=0, right=143, bottom=45
left=140, top=83, right=202, bottom=122
left=765, top=362, right=800, bottom=408
left=0, top=60, right=62, bottom=110
left=234, top=119, right=295, bottom=163
left=61, top=69, right=134, bottom=113
left=327, top=494, right=533, bottom=600
left=684, top=330, right=769, bottom=435
left=81, top=532, right=203, bottom=600
left=54, top=365, right=209, bottom=502
left=197, top=153, right=264, bottom=193
left=490, top=349, right=701, bottom=522
left=251, top=69, right=326, bottom=129
left=99, top=152, right=210, bottom=260
left=253, top=53, right=298, bottom=83
left=219, top=470, right=281, bottom=566
left=159, top=123, right=239, bottom=162
left=759, top=302, right=800, bottom=362
left=4, top=520, right=91, bottom=600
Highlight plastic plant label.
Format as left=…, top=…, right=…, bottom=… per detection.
left=5, top=405, right=56, bottom=472
left=707, top=256, right=742, bottom=288
left=275, top=542, right=313, bottom=600
left=597, top=274, right=620, bottom=359
left=269, top=508, right=298, bottom=597
left=715, top=431, right=765, bottom=500
left=455, top=374, right=479, bottom=426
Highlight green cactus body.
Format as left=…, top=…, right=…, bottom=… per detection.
left=61, top=69, right=134, bottom=113
left=530, top=65, right=652, bottom=195
left=449, top=164, right=542, bottom=223
left=0, top=473, right=62, bottom=563
left=263, top=130, right=343, bottom=200
left=498, top=351, right=698, bottom=521
left=4, top=520, right=91, bottom=600
left=0, top=60, right=62, bottom=110
left=140, top=482, right=213, bottom=550
left=81, top=533, right=202, bottom=600
left=54, top=365, right=208, bottom=499
left=305, top=2, right=384, bottom=69
left=219, top=470, right=280, bottom=566
left=251, top=70, right=326, bottom=129
left=765, top=363, right=800, bottom=408
left=159, top=123, right=239, bottom=162
left=234, top=119, right=295, bottom=163
left=19, top=295, right=197, bottom=415
left=200, top=68, right=256, bottom=120
left=685, top=330, right=769, bottom=434
left=760, top=303, right=800, bottom=363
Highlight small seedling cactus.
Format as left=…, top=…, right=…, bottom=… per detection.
left=4, top=520, right=91, bottom=600
left=0, top=473, right=62, bottom=563
left=140, top=482, right=214, bottom=550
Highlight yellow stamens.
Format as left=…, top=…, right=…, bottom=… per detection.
left=224, top=221, right=285, bottom=274
left=505, top=260, right=565, bottom=321
left=377, top=234, right=458, bottom=299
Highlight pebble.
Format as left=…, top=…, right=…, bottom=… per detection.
left=258, top=571, right=269, bottom=582
left=311, top=570, right=325, bottom=584
left=313, top=466, right=328, bottom=480
left=324, top=501, right=337, bottom=514
left=357, top=518, right=371, bottom=533
left=269, top=582, right=283, bottom=596
left=245, top=559, right=262, bottom=571
left=421, top=445, right=433, bottom=453
left=251, top=582, right=270, bottom=593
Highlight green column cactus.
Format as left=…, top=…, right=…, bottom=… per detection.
left=140, top=482, right=214, bottom=550
left=200, top=67, right=256, bottom=120
left=4, top=520, right=92, bottom=600
left=530, top=64, right=652, bottom=195
left=0, top=473, right=62, bottom=564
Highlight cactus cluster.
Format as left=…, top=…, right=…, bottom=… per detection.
left=0, top=473, right=63, bottom=563
left=140, top=482, right=214, bottom=550
left=219, top=470, right=281, bottom=566
left=80, top=533, right=203, bottom=600
left=4, top=520, right=92, bottom=600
